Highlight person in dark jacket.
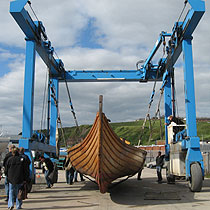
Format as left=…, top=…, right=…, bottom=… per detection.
left=156, top=151, right=165, bottom=183
left=40, top=156, right=54, bottom=188
left=6, top=147, right=29, bottom=210
left=19, top=148, right=31, bottom=177
left=166, top=115, right=185, bottom=142
left=63, top=155, right=75, bottom=185
left=19, top=147, right=31, bottom=166
left=3, top=144, right=16, bottom=202
left=19, top=147, right=32, bottom=192
left=167, top=115, right=185, bottom=134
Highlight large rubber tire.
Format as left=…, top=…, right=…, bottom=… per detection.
left=189, top=162, right=203, bottom=192
left=167, top=175, right=175, bottom=184
left=166, top=164, right=175, bottom=184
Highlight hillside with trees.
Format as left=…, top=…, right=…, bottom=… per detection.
left=57, top=118, right=210, bottom=147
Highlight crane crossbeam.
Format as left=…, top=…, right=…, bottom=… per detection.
left=61, top=69, right=161, bottom=82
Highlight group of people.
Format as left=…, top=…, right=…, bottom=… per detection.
left=3, top=144, right=31, bottom=210
left=2, top=145, right=57, bottom=209
left=63, top=155, right=85, bottom=185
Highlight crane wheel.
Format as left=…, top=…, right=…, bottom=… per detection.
left=189, top=162, right=203, bottom=192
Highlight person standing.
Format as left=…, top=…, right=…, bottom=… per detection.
left=137, top=168, right=143, bottom=180
left=165, top=115, right=185, bottom=143
left=156, top=151, right=165, bottom=183
left=166, top=115, right=185, bottom=133
left=63, top=155, right=75, bottom=185
left=6, top=147, right=29, bottom=210
left=3, top=144, right=16, bottom=202
left=19, top=147, right=31, bottom=167
left=19, top=147, right=32, bottom=192
left=40, top=156, right=54, bottom=188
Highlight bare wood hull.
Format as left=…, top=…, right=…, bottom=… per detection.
left=69, top=112, right=147, bottom=193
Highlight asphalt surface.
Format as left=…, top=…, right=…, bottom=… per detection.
left=1, top=168, right=210, bottom=210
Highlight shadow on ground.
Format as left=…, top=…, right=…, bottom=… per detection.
left=109, top=177, right=209, bottom=207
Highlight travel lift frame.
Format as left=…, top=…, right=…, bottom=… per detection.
left=10, top=0, right=205, bottom=191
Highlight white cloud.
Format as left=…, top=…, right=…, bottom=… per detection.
left=0, top=0, right=209, bottom=135
left=0, top=58, right=24, bottom=133
left=0, top=48, right=24, bottom=61
left=82, top=0, right=184, bottom=50
left=0, top=1, right=25, bottom=47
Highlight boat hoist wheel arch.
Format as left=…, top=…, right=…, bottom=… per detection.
left=189, top=162, right=203, bottom=192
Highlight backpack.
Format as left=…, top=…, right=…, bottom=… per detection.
left=48, top=163, right=58, bottom=184
left=17, top=183, right=27, bottom=200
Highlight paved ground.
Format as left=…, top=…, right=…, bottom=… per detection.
left=1, top=168, right=210, bottom=210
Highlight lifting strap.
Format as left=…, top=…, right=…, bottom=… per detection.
left=64, top=78, right=79, bottom=128
left=40, top=70, right=48, bottom=131
left=138, top=83, right=166, bottom=145
left=148, top=88, right=164, bottom=142
left=57, top=115, right=67, bottom=148
left=50, top=85, right=67, bottom=148
left=138, top=70, right=159, bottom=146
left=82, top=174, right=97, bottom=184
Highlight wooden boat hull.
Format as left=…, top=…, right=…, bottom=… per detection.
left=69, top=112, right=147, bottom=193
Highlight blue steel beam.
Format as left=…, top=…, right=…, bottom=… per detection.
left=182, top=38, right=197, bottom=138
left=20, top=39, right=56, bottom=153
left=182, top=37, right=204, bottom=178
left=10, top=0, right=36, bottom=40
left=61, top=68, right=161, bottom=82
left=22, top=39, right=35, bottom=139
left=164, top=75, right=172, bottom=160
left=164, top=0, right=205, bottom=69
left=10, top=0, right=205, bottom=83
left=182, top=0, right=205, bottom=37
left=10, top=0, right=65, bottom=77
left=143, top=32, right=171, bottom=70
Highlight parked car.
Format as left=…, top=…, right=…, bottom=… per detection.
left=146, top=161, right=156, bottom=168
left=146, top=160, right=166, bottom=169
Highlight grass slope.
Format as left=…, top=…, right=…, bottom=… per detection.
left=58, top=119, right=210, bottom=147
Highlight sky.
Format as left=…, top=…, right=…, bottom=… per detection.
left=0, top=0, right=209, bottom=135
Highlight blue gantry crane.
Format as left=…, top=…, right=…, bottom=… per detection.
left=10, top=0, right=205, bottom=191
